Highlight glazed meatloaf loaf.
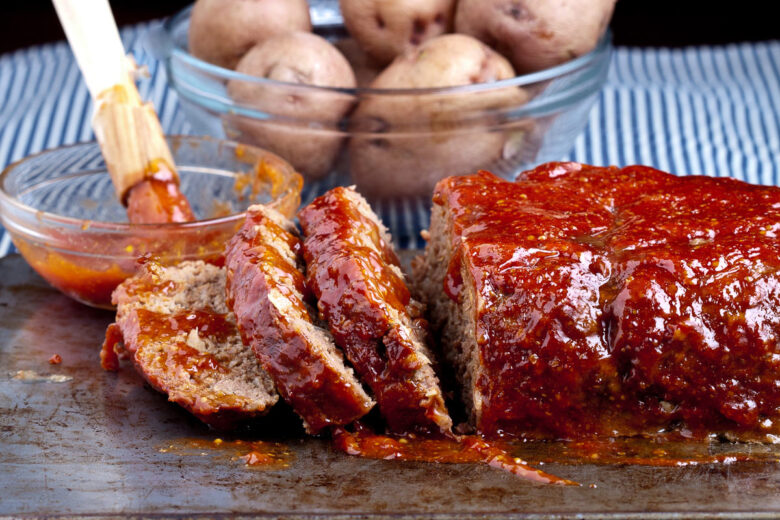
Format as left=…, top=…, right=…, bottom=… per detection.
left=103, top=260, right=278, bottom=430
left=416, top=163, right=780, bottom=441
left=225, top=204, right=375, bottom=434
left=299, top=187, right=452, bottom=435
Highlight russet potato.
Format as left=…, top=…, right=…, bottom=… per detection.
left=455, top=0, right=616, bottom=74
left=189, top=0, right=311, bottom=70
left=349, top=34, right=529, bottom=198
left=227, top=32, right=357, bottom=179
left=339, top=0, right=456, bottom=65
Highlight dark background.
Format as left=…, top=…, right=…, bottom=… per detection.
left=0, top=0, right=778, bottom=53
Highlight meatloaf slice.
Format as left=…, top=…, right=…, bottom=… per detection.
left=415, top=164, right=780, bottom=441
left=299, top=187, right=452, bottom=435
left=103, top=260, right=278, bottom=430
left=225, top=204, right=375, bottom=434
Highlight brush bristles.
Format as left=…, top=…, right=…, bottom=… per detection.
left=92, top=81, right=178, bottom=204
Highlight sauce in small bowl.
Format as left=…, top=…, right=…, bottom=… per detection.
left=0, top=135, right=301, bottom=308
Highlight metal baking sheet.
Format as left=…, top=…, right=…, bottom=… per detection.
left=2, top=253, right=780, bottom=520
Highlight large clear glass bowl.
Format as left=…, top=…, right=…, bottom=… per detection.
left=148, top=3, right=611, bottom=203
left=0, top=136, right=301, bottom=308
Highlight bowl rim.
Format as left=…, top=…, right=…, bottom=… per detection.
left=0, top=134, right=294, bottom=233
left=163, top=5, right=612, bottom=97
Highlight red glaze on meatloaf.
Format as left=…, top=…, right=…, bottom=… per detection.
left=417, top=164, right=780, bottom=440
left=299, top=187, right=452, bottom=435
left=105, top=260, right=278, bottom=430
left=225, top=205, right=374, bottom=434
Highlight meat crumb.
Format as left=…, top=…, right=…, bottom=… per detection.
left=186, top=328, right=207, bottom=352
left=48, top=354, right=62, bottom=365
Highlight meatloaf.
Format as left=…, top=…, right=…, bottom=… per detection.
left=103, top=260, right=278, bottom=430
left=415, top=163, right=780, bottom=440
left=299, top=187, right=452, bottom=435
left=225, top=204, right=375, bottom=434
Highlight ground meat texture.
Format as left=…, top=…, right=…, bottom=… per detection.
left=415, top=164, right=780, bottom=441
left=299, top=187, right=452, bottom=435
left=224, top=204, right=374, bottom=434
left=106, top=260, right=278, bottom=430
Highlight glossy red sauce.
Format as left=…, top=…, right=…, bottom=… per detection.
left=332, top=426, right=577, bottom=485
left=436, top=164, right=780, bottom=440
left=121, top=275, right=177, bottom=299
left=17, top=226, right=236, bottom=308
left=299, top=187, right=451, bottom=435
left=126, top=166, right=195, bottom=224
left=158, top=437, right=292, bottom=470
left=135, top=308, right=234, bottom=343
left=101, top=322, right=124, bottom=371
left=101, top=292, right=234, bottom=377
left=16, top=243, right=134, bottom=307
left=132, top=308, right=230, bottom=376
left=225, top=208, right=374, bottom=433
left=522, top=437, right=780, bottom=467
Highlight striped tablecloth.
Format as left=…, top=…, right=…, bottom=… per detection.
left=1, top=23, right=779, bottom=256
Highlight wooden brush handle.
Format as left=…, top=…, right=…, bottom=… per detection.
left=52, top=0, right=181, bottom=205
left=51, top=0, right=128, bottom=98
left=92, top=85, right=179, bottom=204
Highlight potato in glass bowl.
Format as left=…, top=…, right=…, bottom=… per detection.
left=148, top=1, right=612, bottom=204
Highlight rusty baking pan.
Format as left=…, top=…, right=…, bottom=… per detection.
left=2, top=253, right=780, bottom=519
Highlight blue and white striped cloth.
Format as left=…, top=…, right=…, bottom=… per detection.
left=1, top=23, right=779, bottom=256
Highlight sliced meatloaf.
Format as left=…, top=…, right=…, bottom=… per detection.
left=225, top=204, right=375, bottom=434
left=415, top=164, right=780, bottom=441
left=299, top=187, right=452, bottom=435
left=103, top=260, right=278, bottom=430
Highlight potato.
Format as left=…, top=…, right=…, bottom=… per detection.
left=188, top=0, right=311, bottom=70
left=349, top=34, right=529, bottom=198
left=339, top=0, right=456, bottom=64
left=227, top=32, right=357, bottom=179
left=455, top=0, right=616, bottom=74
left=334, top=38, right=384, bottom=88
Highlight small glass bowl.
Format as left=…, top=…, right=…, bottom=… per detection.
left=148, top=3, right=611, bottom=202
left=0, top=136, right=301, bottom=309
